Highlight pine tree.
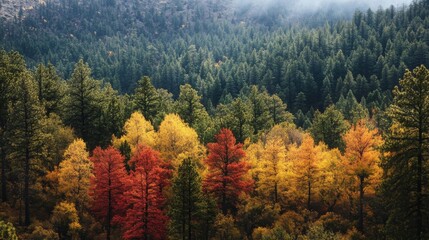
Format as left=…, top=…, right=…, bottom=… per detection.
left=6, top=69, right=45, bottom=226
left=34, top=63, right=65, bottom=116
left=0, top=50, right=27, bottom=203
left=134, top=76, right=159, bottom=123
left=169, top=158, right=205, bottom=240
left=65, top=59, right=101, bottom=149
left=383, top=65, right=429, bottom=240
left=310, top=105, right=349, bottom=150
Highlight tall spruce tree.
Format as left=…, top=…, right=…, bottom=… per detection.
left=34, top=63, right=65, bottom=116
left=65, top=59, right=101, bottom=149
left=169, top=158, right=204, bottom=240
left=383, top=65, right=429, bottom=240
left=6, top=70, right=45, bottom=226
left=134, top=76, right=158, bottom=123
left=0, top=50, right=27, bottom=202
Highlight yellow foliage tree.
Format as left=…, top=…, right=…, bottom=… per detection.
left=253, top=137, right=290, bottom=206
left=58, top=139, right=93, bottom=213
left=343, top=119, right=382, bottom=233
left=156, top=114, right=203, bottom=168
left=51, top=201, right=81, bottom=239
left=112, top=111, right=156, bottom=152
left=290, top=134, right=322, bottom=210
left=317, top=146, right=348, bottom=212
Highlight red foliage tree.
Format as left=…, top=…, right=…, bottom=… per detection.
left=90, top=146, right=127, bottom=240
left=203, top=128, right=253, bottom=214
left=114, top=145, right=169, bottom=240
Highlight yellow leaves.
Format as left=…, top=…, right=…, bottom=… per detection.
left=246, top=136, right=292, bottom=205
left=112, top=111, right=156, bottom=152
left=58, top=139, right=93, bottom=209
left=51, top=201, right=81, bottom=238
left=156, top=114, right=204, bottom=168
left=343, top=120, right=383, bottom=180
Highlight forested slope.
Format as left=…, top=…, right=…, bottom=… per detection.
left=0, top=0, right=429, bottom=239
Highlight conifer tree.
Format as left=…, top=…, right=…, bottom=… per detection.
left=383, top=65, right=429, bottom=240
left=65, top=59, right=101, bottom=149
left=134, top=76, right=159, bottom=123
left=169, top=158, right=205, bottom=240
left=6, top=69, right=45, bottom=226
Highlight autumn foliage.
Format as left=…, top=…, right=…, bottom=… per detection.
left=203, top=128, right=253, bottom=214
left=90, top=146, right=127, bottom=239
left=114, top=145, right=169, bottom=240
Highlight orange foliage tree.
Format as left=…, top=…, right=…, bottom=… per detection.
left=114, top=145, right=169, bottom=240
left=203, top=128, right=253, bottom=214
left=90, top=146, right=127, bottom=240
left=343, top=120, right=382, bottom=233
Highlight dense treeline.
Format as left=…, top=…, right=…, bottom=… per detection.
left=1, top=0, right=428, bottom=117
left=0, top=0, right=429, bottom=239
left=1, top=48, right=429, bottom=239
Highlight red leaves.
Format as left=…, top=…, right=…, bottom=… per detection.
left=203, top=128, right=253, bottom=214
left=114, top=145, right=170, bottom=240
left=90, top=146, right=127, bottom=228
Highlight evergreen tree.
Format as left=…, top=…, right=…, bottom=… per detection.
left=34, top=63, right=65, bottom=116
left=310, top=106, right=349, bottom=150
left=134, top=76, right=159, bottom=123
left=383, top=65, right=429, bottom=240
left=0, top=50, right=27, bottom=203
left=169, top=158, right=205, bottom=240
left=6, top=70, right=45, bottom=226
left=65, top=59, right=101, bottom=149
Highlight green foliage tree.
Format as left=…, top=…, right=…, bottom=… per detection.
left=6, top=69, right=45, bottom=226
left=65, top=59, right=102, bottom=149
left=310, top=106, right=349, bottom=150
left=169, top=158, right=209, bottom=240
left=383, top=65, right=429, bottom=240
left=34, top=63, right=65, bottom=116
left=0, top=50, right=27, bottom=203
left=134, top=76, right=158, bottom=123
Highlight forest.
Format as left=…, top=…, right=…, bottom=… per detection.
left=0, top=0, right=429, bottom=239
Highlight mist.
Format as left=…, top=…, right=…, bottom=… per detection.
left=232, top=0, right=414, bottom=15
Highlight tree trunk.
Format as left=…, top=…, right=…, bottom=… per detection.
left=188, top=171, right=192, bottom=240
left=274, top=182, right=278, bottom=204
left=358, top=175, right=364, bottom=233
left=107, top=177, right=111, bottom=240
left=417, top=124, right=423, bottom=240
left=307, top=180, right=311, bottom=210
left=1, top=148, right=7, bottom=202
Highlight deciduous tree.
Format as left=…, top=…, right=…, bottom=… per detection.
left=203, top=129, right=252, bottom=214
left=90, top=146, right=127, bottom=240
left=58, top=139, right=93, bottom=213
left=112, top=111, right=156, bottom=153
left=156, top=114, right=203, bottom=168
left=115, top=146, right=169, bottom=240
left=343, top=120, right=382, bottom=232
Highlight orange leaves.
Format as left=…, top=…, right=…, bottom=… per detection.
left=343, top=120, right=383, bottom=182
left=204, top=129, right=252, bottom=214
left=114, top=145, right=170, bottom=240
left=89, top=146, right=127, bottom=237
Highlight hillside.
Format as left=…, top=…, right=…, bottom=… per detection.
left=0, top=1, right=429, bottom=238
